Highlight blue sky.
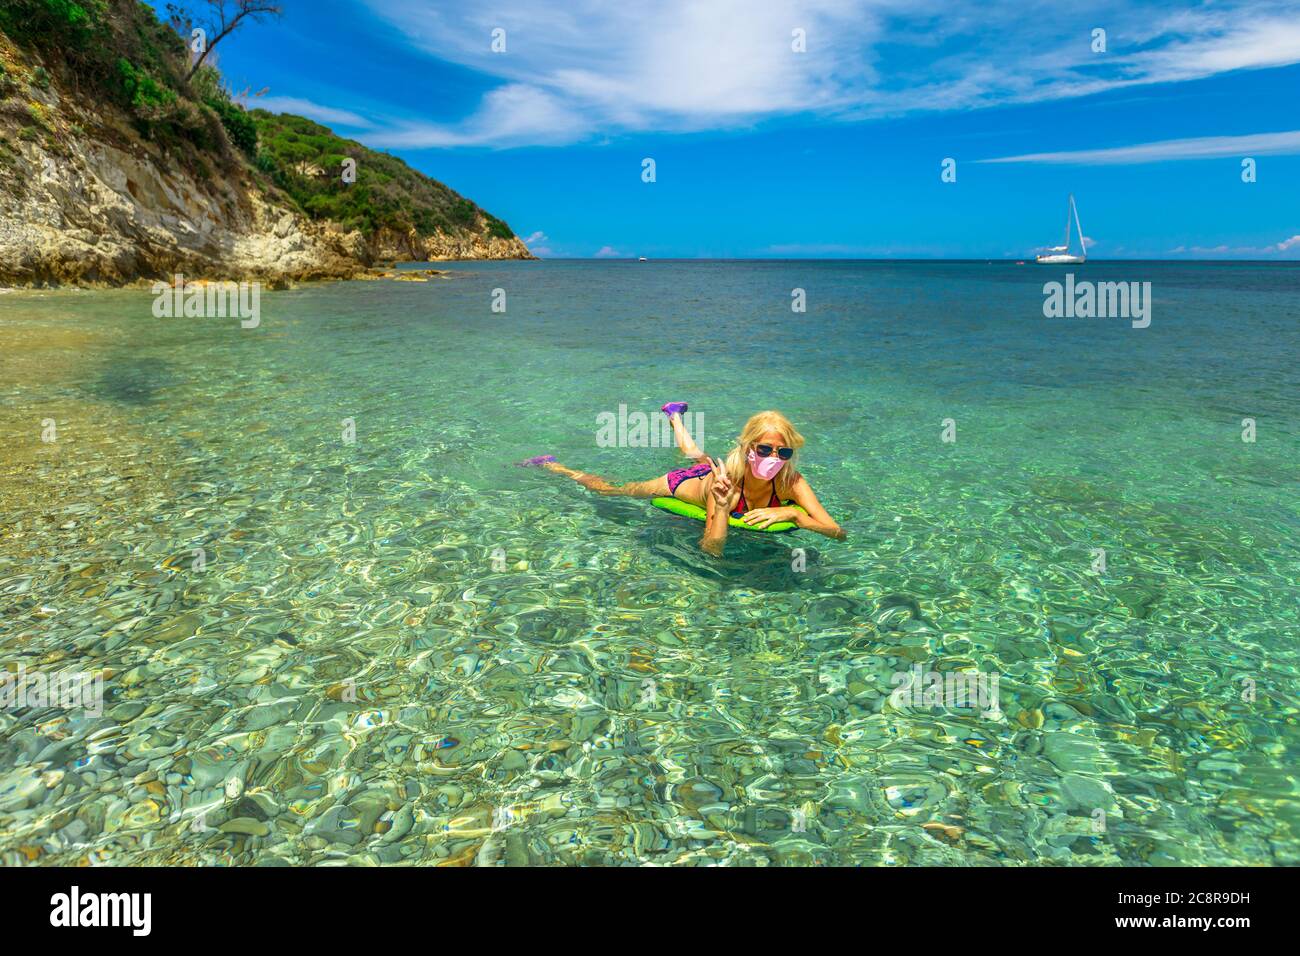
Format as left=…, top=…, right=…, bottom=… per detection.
left=156, top=0, right=1300, bottom=258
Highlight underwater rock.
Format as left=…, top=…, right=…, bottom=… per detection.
left=220, top=817, right=271, bottom=837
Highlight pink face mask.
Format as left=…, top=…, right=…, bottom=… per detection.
left=747, top=449, right=786, bottom=480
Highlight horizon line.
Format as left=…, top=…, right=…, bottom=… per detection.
left=489, top=257, right=1300, bottom=264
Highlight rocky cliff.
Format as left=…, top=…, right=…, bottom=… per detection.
left=0, top=8, right=533, bottom=287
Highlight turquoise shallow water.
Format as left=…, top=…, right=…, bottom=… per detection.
left=1, top=261, right=1297, bottom=865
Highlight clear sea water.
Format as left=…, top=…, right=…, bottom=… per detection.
left=1, top=260, right=1297, bottom=866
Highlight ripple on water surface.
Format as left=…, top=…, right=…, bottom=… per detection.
left=1, top=265, right=1297, bottom=865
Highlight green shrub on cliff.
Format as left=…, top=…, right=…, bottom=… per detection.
left=486, top=216, right=513, bottom=240
left=3, top=0, right=199, bottom=144
left=0, top=0, right=518, bottom=246
left=0, top=0, right=107, bottom=46
left=250, top=110, right=515, bottom=241
left=116, top=57, right=175, bottom=114
left=207, top=96, right=257, bottom=155
left=184, top=64, right=255, bottom=156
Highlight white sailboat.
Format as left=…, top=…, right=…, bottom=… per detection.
left=1036, top=194, right=1086, bottom=264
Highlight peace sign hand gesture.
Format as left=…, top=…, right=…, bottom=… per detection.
left=707, top=457, right=733, bottom=511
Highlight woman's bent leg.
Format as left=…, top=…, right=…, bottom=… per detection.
left=667, top=412, right=707, bottom=460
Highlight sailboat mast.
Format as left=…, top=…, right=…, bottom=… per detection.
left=1071, top=194, right=1085, bottom=260
left=1063, top=197, right=1071, bottom=250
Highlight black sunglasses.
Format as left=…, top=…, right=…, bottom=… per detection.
left=754, top=443, right=794, bottom=460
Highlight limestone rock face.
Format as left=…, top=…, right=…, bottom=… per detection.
left=0, top=59, right=533, bottom=287
left=365, top=226, right=536, bottom=264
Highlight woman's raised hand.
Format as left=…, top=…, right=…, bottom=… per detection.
left=707, top=457, right=733, bottom=510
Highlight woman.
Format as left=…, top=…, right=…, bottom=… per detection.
left=521, top=405, right=844, bottom=555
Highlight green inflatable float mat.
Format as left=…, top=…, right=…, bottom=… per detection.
left=650, top=497, right=805, bottom=533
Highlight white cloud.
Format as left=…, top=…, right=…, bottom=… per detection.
left=979, top=130, right=1300, bottom=165
left=1122, top=14, right=1300, bottom=81
left=365, top=84, right=585, bottom=147
left=1167, top=235, right=1300, bottom=257
left=522, top=230, right=554, bottom=256
left=361, top=0, right=879, bottom=143
left=245, top=96, right=372, bottom=129
left=356, top=0, right=1300, bottom=146
left=594, top=246, right=623, bottom=258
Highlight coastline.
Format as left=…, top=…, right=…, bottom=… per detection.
left=0, top=264, right=517, bottom=293
left=0, top=222, right=537, bottom=290
left=0, top=29, right=534, bottom=290
left=0, top=92, right=536, bottom=288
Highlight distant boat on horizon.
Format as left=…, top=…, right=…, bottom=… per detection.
left=639, top=256, right=647, bottom=261
left=1036, top=194, right=1086, bottom=264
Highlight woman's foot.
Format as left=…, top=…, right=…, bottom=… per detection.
left=517, top=454, right=557, bottom=467
left=661, top=401, right=688, bottom=418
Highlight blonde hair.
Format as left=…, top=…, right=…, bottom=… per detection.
left=723, top=410, right=805, bottom=501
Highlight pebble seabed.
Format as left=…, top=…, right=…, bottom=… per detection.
left=1, top=263, right=1297, bottom=865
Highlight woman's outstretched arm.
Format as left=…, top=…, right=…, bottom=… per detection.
left=787, top=476, right=846, bottom=539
